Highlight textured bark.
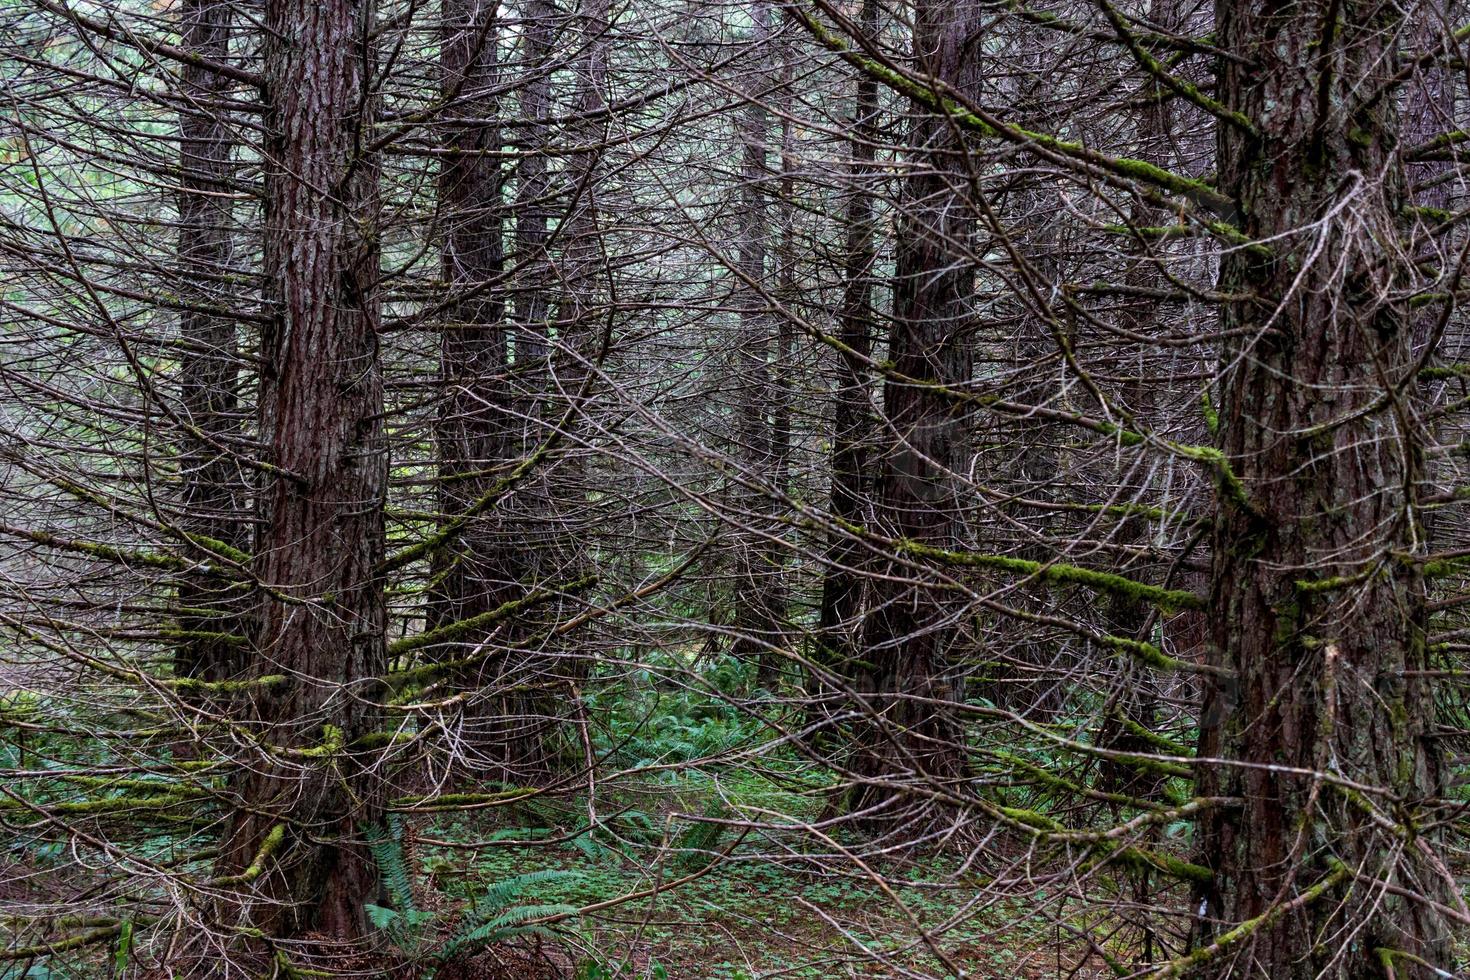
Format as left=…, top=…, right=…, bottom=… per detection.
left=847, top=0, right=977, bottom=823
left=433, top=0, right=566, bottom=781
left=1195, top=1, right=1453, bottom=974
left=216, top=0, right=386, bottom=942
left=815, top=0, right=879, bottom=685
left=432, top=0, right=516, bottom=683
left=175, top=0, right=246, bottom=689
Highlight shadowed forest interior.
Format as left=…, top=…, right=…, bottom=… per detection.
left=0, top=0, right=1468, bottom=976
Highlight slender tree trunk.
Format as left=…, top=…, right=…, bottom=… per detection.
left=814, top=0, right=879, bottom=705
left=728, top=0, right=788, bottom=682
left=472, top=0, right=563, bottom=776
left=176, top=0, right=245, bottom=690
left=216, top=0, right=386, bottom=943
left=514, top=0, right=554, bottom=370
left=1095, top=0, right=1180, bottom=798
left=1195, top=1, right=1453, bottom=973
left=541, top=0, right=609, bottom=665
left=847, top=0, right=976, bottom=825
left=432, top=0, right=536, bottom=781
left=557, top=0, right=609, bottom=327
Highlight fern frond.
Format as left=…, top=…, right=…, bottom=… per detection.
left=437, top=903, right=577, bottom=961
left=468, top=869, right=579, bottom=918
left=363, top=816, right=418, bottom=925
left=674, top=803, right=728, bottom=871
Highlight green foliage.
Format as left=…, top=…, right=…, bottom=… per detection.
left=674, top=801, right=729, bottom=871
left=436, top=869, right=579, bottom=961
left=575, top=959, right=669, bottom=980
left=586, top=652, right=768, bottom=770
left=364, top=819, right=581, bottom=976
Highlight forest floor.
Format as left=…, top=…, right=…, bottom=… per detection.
left=420, top=768, right=1123, bottom=979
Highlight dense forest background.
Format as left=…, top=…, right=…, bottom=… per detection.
left=0, top=0, right=1467, bottom=976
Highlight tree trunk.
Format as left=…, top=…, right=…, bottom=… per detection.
left=216, top=0, right=386, bottom=943
left=1195, top=1, right=1453, bottom=973
left=814, top=0, right=879, bottom=711
left=728, top=0, right=788, bottom=683
left=175, top=0, right=246, bottom=691
left=432, top=0, right=542, bottom=782
left=847, top=0, right=976, bottom=827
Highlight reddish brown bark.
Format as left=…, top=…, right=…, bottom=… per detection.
left=1196, top=0, right=1453, bottom=974
left=216, top=0, right=386, bottom=942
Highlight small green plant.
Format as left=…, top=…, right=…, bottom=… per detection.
left=364, top=817, right=582, bottom=977
left=365, top=819, right=435, bottom=947
left=574, top=958, right=669, bottom=979
left=673, top=801, right=729, bottom=871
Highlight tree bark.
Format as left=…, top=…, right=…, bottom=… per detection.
left=815, top=0, right=879, bottom=690
left=175, top=0, right=246, bottom=691
left=847, top=0, right=977, bottom=827
left=432, top=0, right=542, bottom=782
left=216, top=0, right=386, bottom=942
left=727, top=0, right=789, bottom=683
left=1196, top=0, right=1453, bottom=973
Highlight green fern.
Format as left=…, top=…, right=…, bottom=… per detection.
left=363, top=821, right=582, bottom=976
left=435, top=899, right=578, bottom=962
left=673, top=802, right=728, bottom=871
left=463, top=868, right=578, bottom=918
left=364, top=817, right=424, bottom=947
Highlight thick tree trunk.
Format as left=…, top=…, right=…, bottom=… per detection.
left=216, top=0, right=386, bottom=943
left=1195, top=1, right=1453, bottom=974
left=175, top=0, right=246, bottom=690
left=847, top=0, right=976, bottom=826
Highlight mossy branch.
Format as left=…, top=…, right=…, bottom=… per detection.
left=380, top=429, right=568, bottom=576
left=0, top=922, right=125, bottom=960
left=0, top=787, right=207, bottom=815
left=1149, top=859, right=1350, bottom=977
left=0, top=521, right=225, bottom=576
left=1093, top=0, right=1256, bottom=136
left=389, top=787, right=539, bottom=812
left=892, top=535, right=1205, bottom=612
left=211, top=823, right=286, bottom=886
left=386, top=573, right=598, bottom=661
left=788, top=4, right=1241, bottom=222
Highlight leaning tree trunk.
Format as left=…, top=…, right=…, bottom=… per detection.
left=1195, top=0, right=1453, bottom=974
left=175, top=0, right=246, bottom=690
left=847, top=0, right=976, bottom=827
left=215, top=0, right=386, bottom=943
